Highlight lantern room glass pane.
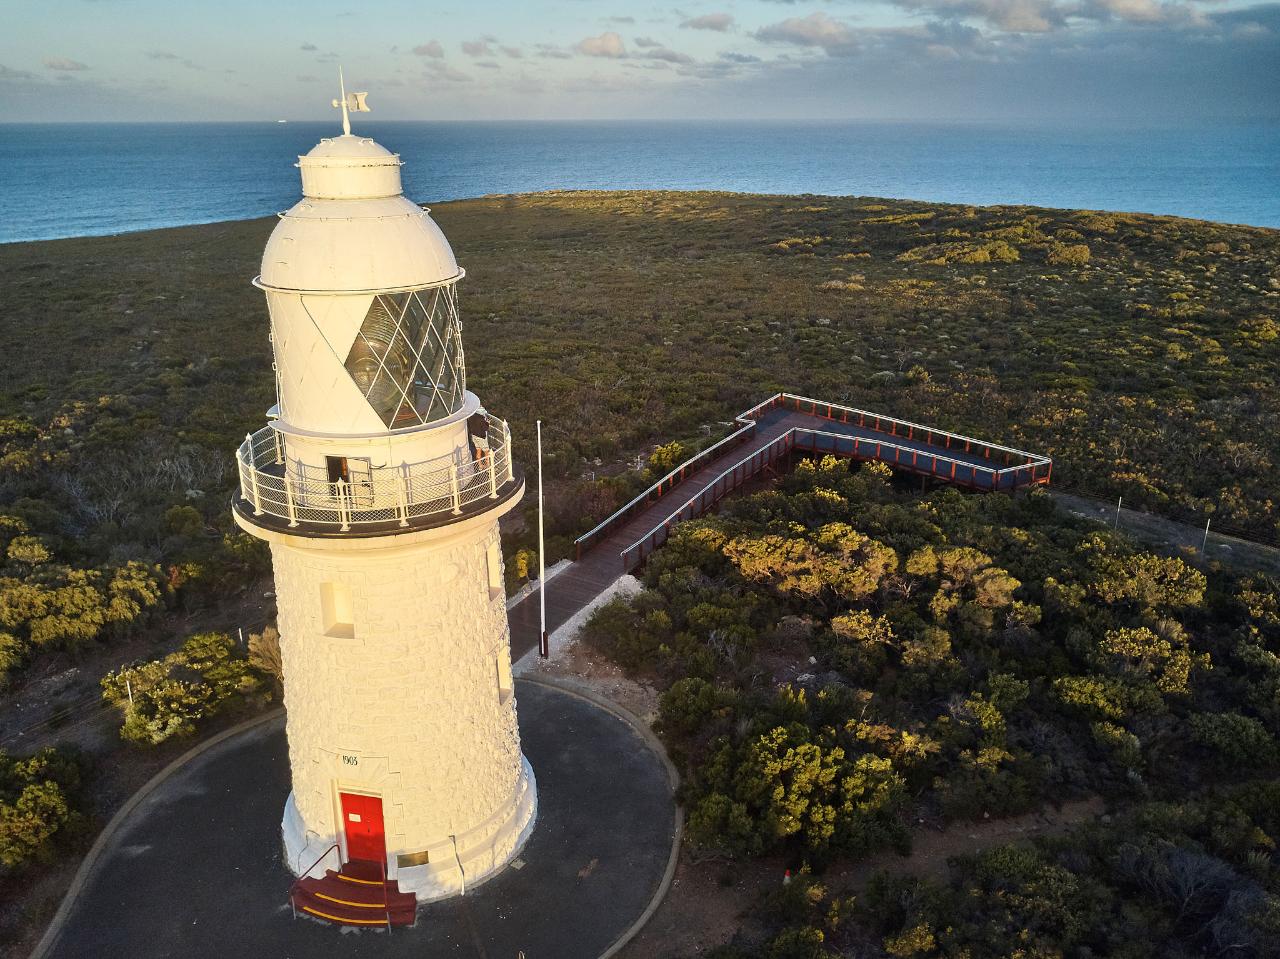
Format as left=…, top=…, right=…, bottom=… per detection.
left=344, top=288, right=466, bottom=428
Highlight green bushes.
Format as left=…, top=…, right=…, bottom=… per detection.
left=0, top=746, right=87, bottom=869
left=587, top=457, right=1280, bottom=890
left=0, top=523, right=163, bottom=687
left=844, top=789, right=1280, bottom=958
left=1190, top=711, right=1276, bottom=766
left=101, top=632, right=266, bottom=746
left=1046, top=241, right=1091, bottom=265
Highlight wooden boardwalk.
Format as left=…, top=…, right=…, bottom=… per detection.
left=508, top=393, right=1050, bottom=660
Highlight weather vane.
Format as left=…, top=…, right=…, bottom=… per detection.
left=331, top=67, right=370, bottom=136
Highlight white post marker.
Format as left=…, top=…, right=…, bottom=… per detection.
left=1114, top=495, right=1122, bottom=530
left=1202, top=517, right=1211, bottom=553
left=537, top=420, right=548, bottom=658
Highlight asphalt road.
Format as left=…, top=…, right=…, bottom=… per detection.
left=42, top=681, right=676, bottom=959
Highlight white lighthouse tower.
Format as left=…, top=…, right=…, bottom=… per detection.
left=233, top=84, right=535, bottom=908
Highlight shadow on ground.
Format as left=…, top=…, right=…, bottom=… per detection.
left=43, top=681, right=675, bottom=959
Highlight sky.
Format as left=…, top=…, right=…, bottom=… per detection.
left=2, top=0, right=1278, bottom=123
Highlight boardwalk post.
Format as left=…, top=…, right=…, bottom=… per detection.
left=1114, top=495, right=1123, bottom=530
left=1202, top=517, right=1211, bottom=553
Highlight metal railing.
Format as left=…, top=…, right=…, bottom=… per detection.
left=760, top=393, right=1052, bottom=473
left=237, top=413, right=516, bottom=533
left=573, top=421, right=760, bottom=558
left=792, top=429, right=1050, bottom=490
left=620, top=424, right=1052, bottom=572
left=585, top=392, right=1053, bottom=561
left=621, top=431, right=794, bottom=571
left=290, top=842, right=340, bottom=919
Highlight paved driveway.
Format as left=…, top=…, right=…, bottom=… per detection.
left=43, top=681, right=676, bottom=959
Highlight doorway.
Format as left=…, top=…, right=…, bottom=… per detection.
left=339, top=791, right=386, bottom=865
left=326, top=456, right=374, bottom=506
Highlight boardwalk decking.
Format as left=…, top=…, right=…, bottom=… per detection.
left=508, top=393, right=1050, bottom=660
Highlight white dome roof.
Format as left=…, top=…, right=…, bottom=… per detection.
left=257, top=134, right=462, bottom=294
left=298, top=135, right=404, bottom=200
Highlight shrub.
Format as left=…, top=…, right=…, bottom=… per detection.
left=0, top=746, right=88, bottom=869
left=1047, top=243, right=1091, bottom=266
left=1190, top=712, right=1276, bottom=766
left=101, top=632, right=264, bottom=746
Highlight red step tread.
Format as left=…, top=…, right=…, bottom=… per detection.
left=305, top=875, right=416, bottom=910
left=291, top=860, right=418, bottom=928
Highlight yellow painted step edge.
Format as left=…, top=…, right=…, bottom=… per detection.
left=337, top=873, right=383, bottom=886
left=315, top=891, right=387, bottom=910
left=301, top=905, right=387, bottom=926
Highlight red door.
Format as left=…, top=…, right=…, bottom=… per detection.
left=339, top=792, right=386, bottom=864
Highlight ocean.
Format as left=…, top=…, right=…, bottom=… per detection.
left=1, top=120, right=1277, bottom=244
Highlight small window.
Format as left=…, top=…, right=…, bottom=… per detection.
left=496, top=647, right=514, bottom=704
left=486, top=541, right=504, bottom=601
left=320, top=582, right=355, bottom=638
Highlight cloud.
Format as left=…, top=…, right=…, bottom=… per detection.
left=682, top=12, right=735, bottom=31
left=296, top=74, right=318, bottom=82
left=462, top=39, right=494, bottom=57
left=413, top=41, right=444, bottom=58
left=890, top=0, right=1211, bottom=32
left=43, top=57, right=89, bottom=71
left=423, top=61, right=471, bottom=83
left=892, top=0, right=1062, bottom=32
left=145, top=50, right=204, bottom=69
left=756, top=12, right=858, bottom=52
left=577, top=31, right=627, bottom=57
left=607, top=16, right=636, bottom=24
left=642, top=46, right=695, bottom=64
left=720, top=51, right=762, bottom=63
left=500, top=45, right=523, bottom=58
left=535, top=43, right=573, bottom=59
left=0, top=64, right=35, bottom=80
left=633, top=36, right=661, bottom=47
left=300, top=42, right=318, bottom=52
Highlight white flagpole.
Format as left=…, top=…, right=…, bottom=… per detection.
left=537, top=420, right=548, bottom=658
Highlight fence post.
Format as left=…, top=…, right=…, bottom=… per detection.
left=450, top=463, right=462, bottom=515
left=284, top=474, right=299, bottom=527
left=273, top=429, right=283, bottom=466
left=248, top=470, right=264, bottom=516
left=337, top=478, right=351, bottom=532
left=488, top=447, right=499, bottom=499
left=396, top=466, right=410, bottom=528
left=244, top=434, right=264, bottom=515
left=503, top=421, right=514, bottom=483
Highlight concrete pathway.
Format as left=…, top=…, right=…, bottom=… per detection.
left=39, top=681, right=676, bottom=959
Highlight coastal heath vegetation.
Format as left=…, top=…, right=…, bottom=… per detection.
left=582, top=456, right=1280, bottom=957
left=0, top=190, right=1276, bottom=691
left=0, top=192, right=1276, bottom=948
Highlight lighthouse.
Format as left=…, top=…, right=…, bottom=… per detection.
left=232, top=84, right=536, bottom=908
